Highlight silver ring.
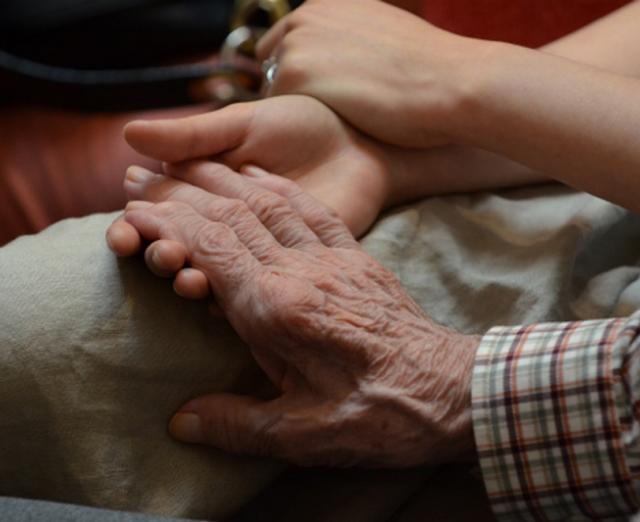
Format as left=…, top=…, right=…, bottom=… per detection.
left=261, top=56, right=279, bottom=87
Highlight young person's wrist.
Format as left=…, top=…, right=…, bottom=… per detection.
left=382, top=141, right=548, bottom=209
left=427, top=40, right=516, bottom=148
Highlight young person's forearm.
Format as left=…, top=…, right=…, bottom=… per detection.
left=387, top=145, right=545, bottom=206
left=389, top=1, right=640, bottom=203
left=542, top=0, right=640, bottom=78
left=453, top=43, right=640, bottom=212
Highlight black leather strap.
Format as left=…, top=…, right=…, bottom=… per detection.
left=0, top=50, right=260, bottom=110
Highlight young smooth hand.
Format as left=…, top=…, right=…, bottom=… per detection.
left=257, top=0, right=481, bottom=148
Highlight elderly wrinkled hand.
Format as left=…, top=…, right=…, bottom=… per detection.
left=116, top=162, right=479, bottom=467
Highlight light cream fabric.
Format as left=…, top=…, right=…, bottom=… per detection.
left=0, top=214, right=280, bottom=519
left=0, top=183, right=639, bottom=519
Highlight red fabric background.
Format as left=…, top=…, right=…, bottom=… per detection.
left=420, top=0, right=631, bottom=47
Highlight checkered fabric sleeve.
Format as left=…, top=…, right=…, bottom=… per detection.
left=472, top=311, right=640, bottom=521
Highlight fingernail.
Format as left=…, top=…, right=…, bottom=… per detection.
left=169, top=413, right=204, bottom=444
left=124, top=120, right=150, bottom=134
left=125, top=119, right=147, bottom=129
left=151, top=248, right=162, bottom=268
left=125, top=200, right=153, bottom=211
left=242, top=165, right=269, bottom=178
left=126, top=165, right=154, bottom=183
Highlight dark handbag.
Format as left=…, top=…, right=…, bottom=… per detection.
left=0, top=0, right=300, bottom=110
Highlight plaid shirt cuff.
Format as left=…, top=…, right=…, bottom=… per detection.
left=472, top=312, right=640, bottom=521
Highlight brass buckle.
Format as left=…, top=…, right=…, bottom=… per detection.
left=227, top=0, right=291, bottom=57
left=196, top=0, right=290, bottom=105
left=231, top=0, right=291, bottom=31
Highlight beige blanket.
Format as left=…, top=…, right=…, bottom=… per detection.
left=0, top=183, right=638, bottom=519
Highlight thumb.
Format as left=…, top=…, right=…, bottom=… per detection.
left=123, top=103, right=254, bottom=163
left=169, top=393, right=283, bottom=456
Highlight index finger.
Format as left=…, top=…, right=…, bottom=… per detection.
left=255, top=15, right=290, bottom=62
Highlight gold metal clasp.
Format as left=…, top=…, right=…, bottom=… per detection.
left=195, top=0, right=290, bottom=105
left=231, top=0, right=291, bottom=31
left=227, top=0, right=290, bottom=58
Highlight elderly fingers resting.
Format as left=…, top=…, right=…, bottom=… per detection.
left=106, top=161, right=480, bottom=467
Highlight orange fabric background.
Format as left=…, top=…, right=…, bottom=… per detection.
left=0, top=0, right=633, bottom=246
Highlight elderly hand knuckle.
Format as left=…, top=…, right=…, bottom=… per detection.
left=204, top=413, right=241, bottom=453
left=205, top=198, right=247, bottom=221
left=247, top=190, right=289, bottom=217
left=306, top=208, right=342, bottom=234
left=154, top=200, right=181, bottom=215
left=276, top=177, right=302, bottom=198
left=257, top=276, right=321, bottom=330
left=312, top=271, right=342, bottom=293
left=321, top=205, right=341, bottom=222
left=195, top=222, right=229, bottom=253
left=254, top=423, right=282, bottom=457
left=254, top=276, right=293, bottom=321
left=224, top=198, right=251, bottom=219
left=203, top=200, right=223, bottom=221
left=157, top=221, right=177, bottom=239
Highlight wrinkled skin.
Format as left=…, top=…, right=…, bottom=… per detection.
left=117, top=162, right=479, bottom=467
left=257, top=0, right=477, bottom=148
left=107, top=95, right=431, bottom=299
